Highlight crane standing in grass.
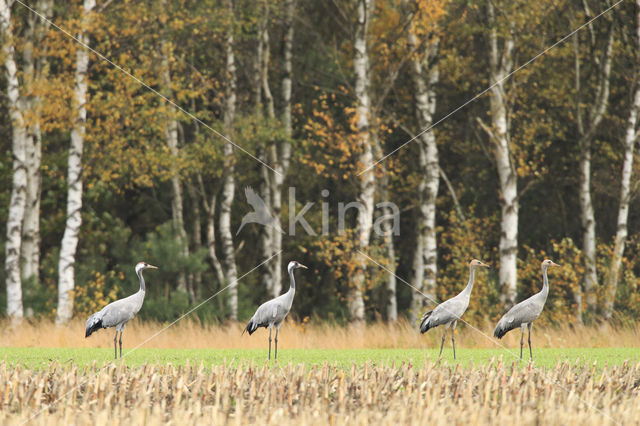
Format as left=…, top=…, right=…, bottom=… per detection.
left=420, top=259, right=490, bottom=359
left=243, top=260, right=307, bottom=360
left=85, top=262, right=158, bottom=359
left=494, top=259, right=560, bottom=359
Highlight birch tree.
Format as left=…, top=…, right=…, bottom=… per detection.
left=56, top=0, right=95, bottom=324
left=350, top=0, right=375, bottom=324
left=574, top=9, right=613, bottom=319
left=1, top=0, right=27, bottom=323
left=267, top=0, right=295, bottom=297
left=220, top=0, right=239, bottom=320
left=160, top=21, right=190, bottom=297
left=21, top=0, right=54, bottom=284
left=254, top=0, right=295, bottom=298
left=408, top=24, right=439, bottom=323
left=256, top=0, right=277, bottom=296
left=604, top=2, right=640, bottom=319
left=198, top=175, right=225, bottom=287
left=477, top=1, right=517, bottom=305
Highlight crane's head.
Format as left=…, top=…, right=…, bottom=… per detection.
left=469, top=259, right=490, bottom=268
left=288, top=260, right=308, bottom=273
left=541, top=259, right=560, bottom=269
left=135, top=262, right=159, bottom=274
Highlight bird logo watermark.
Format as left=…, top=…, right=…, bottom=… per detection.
left=236, top=187, right=285, bottom=236
left=236, top=187, right=400, bottom=237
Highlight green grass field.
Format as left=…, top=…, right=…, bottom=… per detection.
left=2, top=346, right=638, bottom=370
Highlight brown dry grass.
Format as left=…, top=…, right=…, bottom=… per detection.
left=1, top=359, right=639, bottom=425
left=2, top=318, right=639, bottom=350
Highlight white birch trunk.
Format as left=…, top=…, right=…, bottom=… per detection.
left=161, top=34, right=189, bottom=295
left=198, top=175, right=225, bottom=287
left=187, top=183, right=201, bottom=302
left=21, top=0, right=53, bottom=284
left=604, top=4, right=640, bottom=319
left=1, top=0, right=27, bottom=323
left=220, top=149, right=238, bottom=320
left=56, top=0, right=95, bottom=325
left=386, top=233, right=397, bottom=322
left=576, top=25, right=613, bottom=318
left=408, top=31, right=439, bottom=323
left=483, top=2, right=517, bottom=305
left=266, top=0, right=295, bottom=297
left=21, top=19, right=40, bottom=284
left=350, top=0, right=375, bottom=324
left=379, top=183, right=397, bottom=322
left=221, top=0, right=238, bottom=320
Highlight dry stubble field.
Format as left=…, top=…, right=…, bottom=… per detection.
left=1, top=320, right=639, bottom=425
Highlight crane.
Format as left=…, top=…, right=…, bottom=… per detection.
left=420, top=259, right=490, bottom=359
left=494, top=259, right=560, bottom=359
left=243, top=260, right=307, bottom=360
left=85, top=262, right=158, bottom=359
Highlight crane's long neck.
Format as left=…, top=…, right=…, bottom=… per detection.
left=462, top=266, right=476, bottom=297
left=288, top=267, right=296, bottom=292
left=541, top=266, right=549, bottom=297
left=137, top=269, right=146, bottom=293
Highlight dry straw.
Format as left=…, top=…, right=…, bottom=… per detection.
left=0, top=359, right=638, bottom=425
left=2, top=318, right=639, bottom=350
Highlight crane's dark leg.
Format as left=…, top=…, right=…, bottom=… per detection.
left=451, top=321, right=457, bottom=360
left=113, top=330, right=118, bottom=359
left=527, top=323, right=533, bottom=360
left=119, top=331, right=123, bottom=358
left=274, top=327, right=279, bottom=360
left=268, top=326, right=272, bottom=360
left=439, top=328, right=447, bottom=357
left=519, top=325, right=525, bottom=360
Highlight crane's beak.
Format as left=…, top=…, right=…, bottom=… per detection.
left=549, top=261, right=560, bottom=267
left=298, top=263, right=308, bottom=269
left=147, top=264, right=159, bottom=269
left=479, top=261, right=490, bottom=268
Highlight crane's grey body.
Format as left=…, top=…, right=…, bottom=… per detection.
left=243, top=261, right=307, bottom=359
left=85, top=262, right=157, bottom=358
left=494, top=259, right=559, bottom=359
left=420, top=260, right=489, bottom=359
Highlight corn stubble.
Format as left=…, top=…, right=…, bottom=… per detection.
left=0, top=359, right=638, bottom=425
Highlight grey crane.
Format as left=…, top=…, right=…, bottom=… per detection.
left=243, top=260, right=307, bottom=360
left=85, top=262, right=158, bottom=359
left=494, top=259, right=560, bottom=359
left=420, top=259, right=490, bottom=359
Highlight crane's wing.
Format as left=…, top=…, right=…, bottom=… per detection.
left=420, top=296, right=466, bottom=333
left=245, top=187, right=269, bottom=213
left=99, top=295, right=140, bottom=328
left=494, top=297, right=544, bottom=338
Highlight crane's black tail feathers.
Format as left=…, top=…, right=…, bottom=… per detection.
left=419, top=311, right=433, bottom=334
left=85, top=314, right=103, bottom=338
left=493, top=321, right=511, bottom=339
left=242, top=318, right=260, bottom=336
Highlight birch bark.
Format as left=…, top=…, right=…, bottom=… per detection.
left=407, top=31, right=439, bottom=323
left=350, top=0, right=375, bottom=324
left=604, top=3, right=640, bottom=319
left=575, top=21, right=613, bottom=319
left=198, top=174, right=225, bottom=287
left=480, top=1, right=517, bottom=305
left=161, top=32, right=189, bottom=295
left=1, top=0, right=27, bottom=323
left=267, top=0, right=295, bottom=298
left=21, top=0, right=53, bottom=284
left=221, top=0, right=239, bottom=320
left=56, top=0, right=95, bottom=325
